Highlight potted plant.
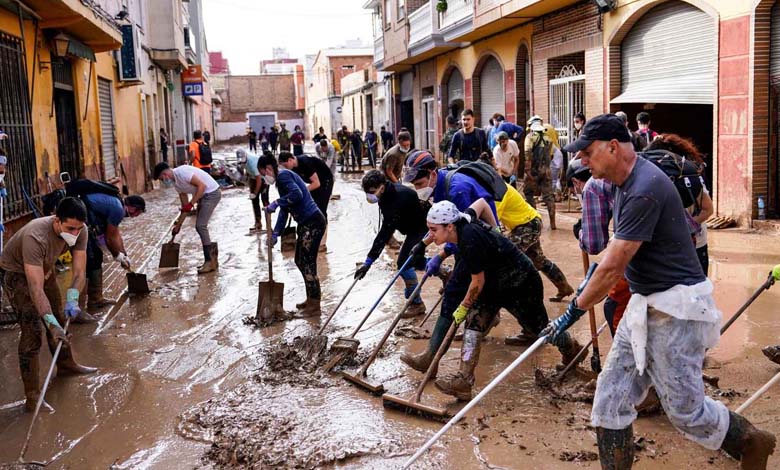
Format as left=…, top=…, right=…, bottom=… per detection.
left=436, top=0, right=448, bottom=13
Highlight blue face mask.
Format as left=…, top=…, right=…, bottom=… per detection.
left=366, top=193, right=379, bottom=204
left=162, top=178, right=174, bottom=188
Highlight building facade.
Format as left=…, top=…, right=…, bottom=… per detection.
left=369, top=0, right=780, bottom=225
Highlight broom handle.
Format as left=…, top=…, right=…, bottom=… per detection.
left=347, top=253, right=415, bottom=338
left=265, top=211, right=273, bottom=282
left=316, top=278, right=359, bottom=335
left=720, top=273, right=774, bottom=335
left=19, top=318, right=71, bottom=462
left=557, top=321, right=608, bottom=382
left=357, top=274, right=431, bottom=376
left=416, top=293, right=443, bottom=328
left=581, top=250, right=601, bottom=371
left=735, top=370, right=780, bottom=414
left=403, top=337, right=547, bottom=469
left=412, top=321, right=458, bottom=403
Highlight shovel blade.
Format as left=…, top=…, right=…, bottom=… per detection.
left=126, top=272, right=150, bottom=295
left=256, top=280, right=284, bottom=323
left=159, top=242, right=180, bottom=268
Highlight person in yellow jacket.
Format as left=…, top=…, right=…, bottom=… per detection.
left=497, top=182, right=574, bottom=344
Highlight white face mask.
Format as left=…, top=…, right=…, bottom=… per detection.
left=263, top=174, right=276, bottom=185
left=416, top=187, right=433, bottom=201
left=400, top=145, right=410, bottom=153
left=162, top=178, right=174, bottom=188
left=60, top=230, right=80, bottom=247
left=574, top=123, right=582, bottom=130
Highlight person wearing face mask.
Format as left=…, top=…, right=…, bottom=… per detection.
left=153, top=162, right=222, bottom=274
left=258, top=154, right=327, bottom=317
left=380, top=131, right=413, bottom=183
left=573, top=112, right=586, bottom=140
left=424, top=200, right=582, bottom=400
left=399, top=150, right=501, bottom=374
left=0, top=197, right=97, bottom=412
left=75, top=185, right=145, bottom=319
left=355, top=170, right=431, bottom=317
left=278, top=152, right=334, bottom=251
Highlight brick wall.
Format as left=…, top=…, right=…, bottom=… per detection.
left=547, top=52, right=585, bottom=80
left=407, top=0, right=427, bottom=15
left=584, top=48, right=604, bottom=119
left=221, top=75, right=296, bottom=122
left=515, top=44, right=530, bottom=127
left=532, top=2, right=601, bottom=55
left=328, top=55, right=373, bottom=96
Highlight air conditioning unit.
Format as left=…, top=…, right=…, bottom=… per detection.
left=118, top=24, right=142, bottom=82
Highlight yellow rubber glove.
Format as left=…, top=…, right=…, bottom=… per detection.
left=772, top=264, right=780, bottom=281
left=453, top=304, right=469, bottom=325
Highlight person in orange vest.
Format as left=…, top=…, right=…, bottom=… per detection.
left=188, top=130, right=213, bottom=175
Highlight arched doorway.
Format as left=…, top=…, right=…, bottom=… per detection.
left=611, top=0, right=716, bottom=188
left=515, top=43, right=531, bottom=128
left=472, top=55, right=504, bottom=128
left=444, top=66, right=464, bottom=124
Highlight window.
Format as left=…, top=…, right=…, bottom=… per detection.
left=341, top=65, right=355, bottom=71
left=398, top=0, right=405, bottom=19
left=385, top=0, right=392, bottom=28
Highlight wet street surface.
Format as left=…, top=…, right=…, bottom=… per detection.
left=2, top=148, right=780, bottom=469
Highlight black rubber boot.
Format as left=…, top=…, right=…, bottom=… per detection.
left=400, top=315, right=451, bottom=374
left=721, top=411, right=776, bottom=469
left=596, top=425, right=635, bottom=470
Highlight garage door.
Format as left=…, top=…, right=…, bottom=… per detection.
left=98, top=78, right=117, bottom=179
left=612, top=1, right=716, bottom=104
left=447, top=68, right=464, bottom=104
left=771, top=2, right=780, bottom=83
left=479, top=57, right=504, bottom=125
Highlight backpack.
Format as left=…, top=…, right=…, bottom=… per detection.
left=639, top=149, right=705, bottom=213
left=444, top=160, right=507, bottom=202
left=66, top=178, right=121, bottom=200
left=454, top=128, right=486, bottom=160
left=198, top=141, right=213, bottom=165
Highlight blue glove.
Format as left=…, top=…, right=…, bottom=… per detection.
left=265, top=201, right=279, bottom=213
left=270, top=232, right=279, bottom=247
left=64, top=288, right=80, bottom=319
left=509, top=175, right=517, bottom=184
left=355, top=257, right=373, bottom=280
left=541, top=298, right=587, bottom=344
left=0, top=223, right=4, bottom=233
left=443, top=242, right=458, bottom=256
left=425, top=255, right=442, bottom=276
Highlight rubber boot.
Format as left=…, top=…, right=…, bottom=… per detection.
left=762, top=345, right=780, bottom=365
left=298, top=298, right=321, bottom=317
left=197, top=243, right=218, bottom=274
left=555, top=331, right=587, bottom=370
left=402, top=278, right=425, bottom=319
left=86, top=269, right=116, bottom=311
left=401, top=315, right=451, bottom=375
left=541, top=261, right=575, bottom=302
left=248, top=217, right=262, bottom=234
left=296, top=299, right=310, bottom=310
left=435, top=329, right=482, bottom=401
left=20, top=355, right=40, bottom=412
left=596, top=426, right=635, bottom=470
left=547, top=197, right=557, bottom=230
left=57, top=355, right=98, bottom=375
left=721, top=411, right=776, bottom=469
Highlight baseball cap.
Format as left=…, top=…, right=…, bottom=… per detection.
left=563, top=113, right=632, bottom=153
left=496, top=131, right=509, bottom=141
left=403, top=150, right=436, bottom=183
left=566, top=158, right=591, bottom=182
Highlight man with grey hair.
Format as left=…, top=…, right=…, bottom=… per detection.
left=543, top=114, right=776, bottom=469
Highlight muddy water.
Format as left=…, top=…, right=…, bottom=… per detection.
left=1, top=148, right=780, bottom=469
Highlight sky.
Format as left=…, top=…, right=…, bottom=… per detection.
left=202, top=0, right=375, bottom=75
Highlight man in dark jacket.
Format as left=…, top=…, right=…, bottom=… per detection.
left=448, top=109, right=488, bottom=162
left=355, top=170, right=430, bottom=317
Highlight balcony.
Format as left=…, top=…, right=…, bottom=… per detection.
left=468, top=0, right=583, bottom=42
left=23, top=0, right=122, bottom=52
left=373, top=36, right=384, bottom=66
left=406, top=1, right=456, bottom=63
left=148, top=0, right=187, bottom=69
left=438, top=0, right=473, bottom=41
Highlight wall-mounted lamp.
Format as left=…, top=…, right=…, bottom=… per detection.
left=39, top=33, right=71, bottom=71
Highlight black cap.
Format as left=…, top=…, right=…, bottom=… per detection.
left=566, top=158, right=591, bottom=183
left=563, top=113, right=632, bottom=153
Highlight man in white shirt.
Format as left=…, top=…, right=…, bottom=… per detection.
left=492, top=131, right=520, bottom=184
left=153, top=162, right=221, bottom=274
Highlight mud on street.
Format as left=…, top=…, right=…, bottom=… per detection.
left=2, top=148, right=780, bottom=469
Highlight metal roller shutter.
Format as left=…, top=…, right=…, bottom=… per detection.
left=771, top=2, right=780, bottom=82
left=98, top=78, right=117, bottom=179
left=447, top=68, right=464, bottom=103
left=480, top=57, right=504, bottom=124
left=612, top=1, right=716, bottom=104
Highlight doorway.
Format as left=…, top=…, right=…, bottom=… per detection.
left=53, top=59, right=82, bottom=179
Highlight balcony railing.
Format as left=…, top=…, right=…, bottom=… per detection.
left=409, top=1, right=434, bottom=47
left=374, top=36, right=384, bottom=63
left=439, top=0, right=473, bottom=30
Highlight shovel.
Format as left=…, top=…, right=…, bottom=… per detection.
left=342, top=273, right=431, bottom=394
left=323, top=252, right=417, bottom=372
left=159, top=214, right=185, bottom=269
left=255, top=211, right=284, bottom=324
left=720, top=265, right=780, bottom=335
left=582, top=250, right=602, bottom=373
left=383, top=321, right=459, bottom=420
left=295, top=278, right=360, bottom=360
left=125, top=269, right=150, bottom=295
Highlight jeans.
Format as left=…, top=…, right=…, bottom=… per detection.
left=196, top=190, right=221, bottom=246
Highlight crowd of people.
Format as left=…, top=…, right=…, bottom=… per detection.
left=2, top=108, right=778, bottom=469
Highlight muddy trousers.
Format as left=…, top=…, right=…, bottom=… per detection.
left=507, top=217, right=571, bottom=295
left=3, top=271, right=73, bottom=399
left=250, top=179, right=270, bottom=223
left=311, top=178, right=334, bottom=217
left=592, top=307, right=730, bottom=450
left=523, top=174, right=556, bottom=226
left=196, top=190, right=221, bottom=246
left=398, top=230, right=428, bottom=305
left=295, top=212, right=327, bottom=300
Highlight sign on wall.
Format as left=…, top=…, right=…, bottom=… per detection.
left=182, top=65, right=204, bottom=96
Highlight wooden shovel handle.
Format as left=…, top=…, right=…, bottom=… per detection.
left=412, top=321, right=458, bottom=403
left=265, top=211, right=274, bottom=282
